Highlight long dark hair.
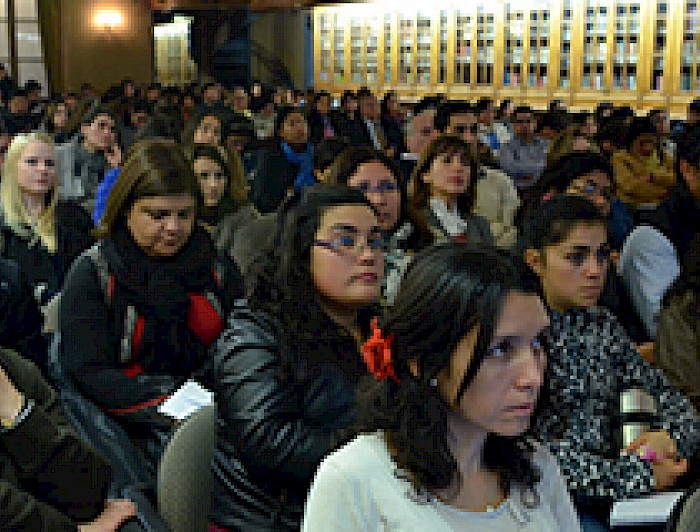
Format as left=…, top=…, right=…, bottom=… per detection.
left=357, top=244, right=542, bottom=500
left=246, top=184, right=379, bottom=381
left=410, top=135, right=479, bottom=216
left=325, top=145, right=433, bottom=250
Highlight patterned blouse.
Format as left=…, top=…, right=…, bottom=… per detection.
left=532, top=306, right=700, bottom=503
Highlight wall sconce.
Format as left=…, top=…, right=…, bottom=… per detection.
left=94, top=9, right=125, bottom=33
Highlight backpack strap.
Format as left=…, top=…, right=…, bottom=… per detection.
left=85, top=243, right=139, bottom=365
left=85, top=243, right=112, bottom=302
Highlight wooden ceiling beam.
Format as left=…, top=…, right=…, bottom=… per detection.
left=150, top=0, right=350, bottom=11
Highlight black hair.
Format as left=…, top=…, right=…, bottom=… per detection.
left=413, top=96, right=441, bottom=117
left=341, top=90, right=356, bottom=106
left=273, top=105, right=307, bottom=139
left=435, top=101, right=474, bottom=133
left=81, top=105, right=116, bottom=125
left=520, top=194, right=607, bottom=252
left=513, top=105, right=533, bottom=117
left=689, top=99, right=700, bottom=113
left=246, top=185, right=378, bottom=380
left=357, top=243, right=542, bottom=499
left=623, top=116, right=657, bottom=149
left=9, top=88, right=28, bottom=99
left=24, top=80, right=41, bottom=92
left=534, top=151, right=614, bottom=198
left=475, top=97, right=493, bottom=114
left=537, top=111, right=569, bottom=134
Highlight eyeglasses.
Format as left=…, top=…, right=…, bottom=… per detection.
left=569, top=180, right=615, bottom=201
left=453, top=124, right=479, bottom=134
left=354, top=182, right=400, bottom=195
left=314, top=234, right=386, bottom=257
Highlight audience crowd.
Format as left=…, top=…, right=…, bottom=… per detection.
left=2, top=68, right=700, bottom=531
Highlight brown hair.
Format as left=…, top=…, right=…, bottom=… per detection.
left=188, top=143, right=249, bottom=207
left=410, top=135, right=479, bottom=215
left=96, top=139, right=201, bottom=237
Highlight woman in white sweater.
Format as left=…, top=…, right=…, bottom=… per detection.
left=303, top=244, right=580, bottom=531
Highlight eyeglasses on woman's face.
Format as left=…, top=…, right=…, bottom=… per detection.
left=313, top=229, right=386, bottom=258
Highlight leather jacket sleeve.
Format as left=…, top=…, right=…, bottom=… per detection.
left=212, top=304, right=336, bottom=485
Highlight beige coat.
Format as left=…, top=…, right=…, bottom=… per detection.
left=473, top=166, right=520, bottom=248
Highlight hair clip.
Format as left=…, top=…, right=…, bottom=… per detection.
left=361, top=318, right=400, bottom=384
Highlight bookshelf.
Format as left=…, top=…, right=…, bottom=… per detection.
left=313, top=0, right=700, bottom=116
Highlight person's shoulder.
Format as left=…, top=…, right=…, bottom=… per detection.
left=55, top=200, right=94, bottom=232
left=317, top=432, right=395, bottom=481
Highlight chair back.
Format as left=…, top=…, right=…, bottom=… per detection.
left=157, top=404, right=216, bottom=532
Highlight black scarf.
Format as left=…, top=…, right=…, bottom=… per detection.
left=101, top=224, right=218, bottom=375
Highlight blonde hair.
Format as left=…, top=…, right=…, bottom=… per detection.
left=0, top=132, right=59, bottom=252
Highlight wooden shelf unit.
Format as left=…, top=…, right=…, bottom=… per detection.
left=313, top=0, right=700, bottom=117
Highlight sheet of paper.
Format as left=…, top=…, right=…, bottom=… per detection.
left=609, top=491, right=685, bottom=527
left=158, top=379, right=213, bottom=420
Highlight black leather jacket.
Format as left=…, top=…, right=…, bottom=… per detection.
left=209, top=302, right=364, bottom=530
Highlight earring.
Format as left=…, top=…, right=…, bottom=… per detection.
left=429, top=377, right=438, bottom=387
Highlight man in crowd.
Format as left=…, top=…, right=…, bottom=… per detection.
left=55, top=106, right=121, bottom=211
left=399, top=98, right=439, bottom=180
left=351, top=89, right=390, bottom=154
left=0, top=89, right=37, bottom=136
left=498, top=105, right=550, bottom=196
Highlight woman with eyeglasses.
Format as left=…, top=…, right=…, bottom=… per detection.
left=410, top=135, right=494, bottom=245
left=522, top=195, right=700, bottom=532
left=325, top=146, right=432, bottom=304
left=209, top=185, right=384, bottom=531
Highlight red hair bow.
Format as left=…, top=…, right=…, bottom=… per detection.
left=362, top=318, right=399, bottom=384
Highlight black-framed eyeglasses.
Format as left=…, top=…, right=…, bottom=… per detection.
left=313, top=234, right=387, bottom=257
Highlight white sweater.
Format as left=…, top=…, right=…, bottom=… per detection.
left=303, top=433, right=581, bottom=532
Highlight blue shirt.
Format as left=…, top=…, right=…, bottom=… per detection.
left=93, top=167, right=121, bottom=226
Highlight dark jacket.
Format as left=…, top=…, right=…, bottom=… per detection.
left=0, top=258, right=47, bottom=372
left=0, top=201, right=94, bottom=306
left=0, top=347, right=112, bottom=531
left=251, top=142, right=298, bottom=214
left=381, top=116, right=407, bottom=154
left=421, top=207, right=495, bottom=246
left=60, top=228, right=242, bottom=475
left=209, top=302, right=366, bottom=530
left=307, top=111, right=340, bottom=145
left=648, top=184, right=700, bottom=258
left=60, top=232, right=241, bottom=418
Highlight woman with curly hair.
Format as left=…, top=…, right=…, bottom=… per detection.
left=209, top=184, right=384, bottom=531
left=304, top=244, right=579, bottom=531
left=411, top=135, right=494, bottom=245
